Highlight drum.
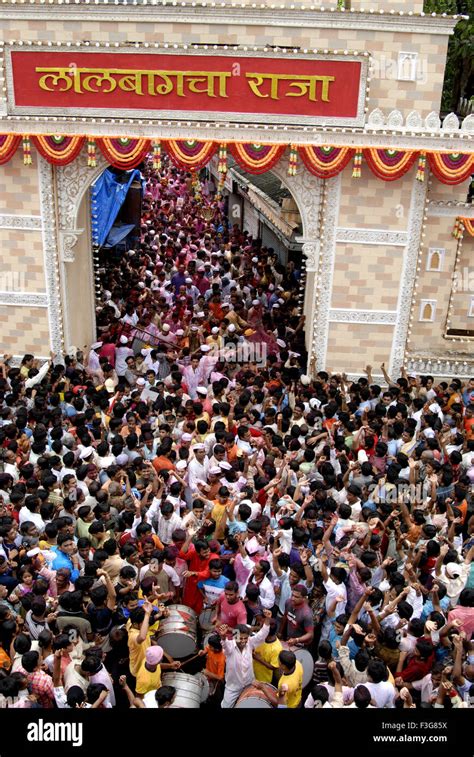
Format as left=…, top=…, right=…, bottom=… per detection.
left=194, top=671, right=210, bottom=703
left=161, top=672, right=206, bottom=708
left=234, top=683, right=277, bottom=709
left=157, top=604, right=198, bottom=659
left=294, top=649, right=314, bottom=689
left=198, top=607, right=215, bottom=632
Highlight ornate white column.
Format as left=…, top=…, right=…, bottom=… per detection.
left=389, top=173, right=429, bottom=378
left=38, top=157, right=64, bottom=355
left=310, top=173, right=342, bottom=373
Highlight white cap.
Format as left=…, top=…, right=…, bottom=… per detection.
left=190, top=325, right=199, bottom=332
left=196, top=386, right=208, bottom=396
left=79, top=447, right=93, bottom=459
left=200, top=345, right=211, bottom=352
left=252, top=299, right=260, bottom=306
left=176, top=329, right=185, bottom=336
left=185, top=277, right=193, bottom=284
left=145, top=270, right=153, bottom=277
left=138, top=282, right=145, bottom=289
left=104, top=379, right=115, bottom=393
left=358, top=450, right=369, bottom=464
left=219, top=461, right=232, bottom=470
left=193, top=443, right=206, bottom=451
left=136, top=378, right=146, bottom=386
left=228, top=324, right=236, bottom=333
left=272, top=303, right=280, bottom=309
left=162, top=324, right=170, bottom=332
left=176, top=460, right=188, bottom=471
left=221, top=302, right=230, bottom=309
left=181, top=433, right=193, bottom=442
left=197, top=311, right=205, bottom=318
left=309, top=398, right=321, bottom=410
left=278, top=298, right=285, bottom=304
left=300, top=375, right=311, bottom=386
left=209, top=466, right=221, bottom=475
left=119, top=335, right=129, bottom=345
left=211, top=327, right=219, bottom=334
left=91, top=341, right=103, bottom=350
left=252, top=256, right=259, bottom=263
left=276, top=339, right=286, bottom=348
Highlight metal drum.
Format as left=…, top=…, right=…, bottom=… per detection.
left=294, top=649, right=314, bottom=689
left=198, top=607, right=215, bottom=632
left=161, top=672, right=206, bottom=708
left=157, top=604, right=198, bottom=659
left=234, top=683, right=277, bottom=709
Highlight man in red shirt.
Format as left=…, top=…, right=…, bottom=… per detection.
left=213, top=581, right=247, bottom=629
left=396, top=638, right=435, bottom=684
left=179, top=535, right=218, bottom=614
left=21, top=650, right=55, bottom=708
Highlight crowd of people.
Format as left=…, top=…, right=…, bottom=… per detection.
left=0, top=154, right=473, bottom=711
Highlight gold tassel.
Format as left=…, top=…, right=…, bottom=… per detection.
left=87, top=138, right=96, bottom=168
left=352, top=148, right=362, bottom=178
left=416, top=152, right=426, bottom=182
left=218, top=143, right=227, bottom=176
left=288, top=144, right=298, bottom=176
left=22, top=136, right=32, bottom=165
left=152, top=141, right=161, bottom=171
left=452, top=217, right=464, bottom=239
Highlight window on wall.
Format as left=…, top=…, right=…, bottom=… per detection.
left=397, top=52, right=418, bottom=82
left=426, top=248, right=445, bottom=272
left=445, top=236, right=474, bottom=339
left=419, top=300, right=436, bottom=322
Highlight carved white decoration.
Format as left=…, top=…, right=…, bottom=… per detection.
left=56, top=148, right=108, bottom=264
left=406, top=355, right=474, bottom=378
left=58, top=229, right=85, bottom=263
left=419, top=299, right=437, bottom=322
left=311, top=174, right=341, bottom=373
left=461, top=114, right=474, bottom=133
left=0, top=214, right=42, bottom=230
left=336, top=228, right=408, bottom=246
left=427, top=203, right=474, bottom=219
left=329, top=309, right=397, bottom=325
left=442, top=112, right=460, bottom=132
left=38, top=157, right=64, bottom=354
left=397, top=52, right=418, bottom=82
left=0, top=291, right=48, bottom=307
left=387, top=109, right=404, bottom=129
left=367, top=108, right=385, bottom=128
left=272, top=159, right=322, bottom=273
left=426, top=247, right=445, bottom=272
left=405, top=110, right=423, bottom=130
left=424, top=111, right=441, bottom=131
left=389, top=175, right=428, bottom=377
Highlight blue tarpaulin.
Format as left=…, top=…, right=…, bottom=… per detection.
left=103, top=223, right=136, bottom=249
left=91, top=168, right=141, bottom=247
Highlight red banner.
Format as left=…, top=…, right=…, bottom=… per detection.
left=9, top=51, right=364, bottom=126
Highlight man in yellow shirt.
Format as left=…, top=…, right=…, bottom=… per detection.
left=253, top=620, right=283, bottom=684
left=277, top=651, right=303, bottom=708
left=135, top=645, right=164, bottom=696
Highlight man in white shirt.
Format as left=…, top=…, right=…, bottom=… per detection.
left=219, top=609, right=272, bottom=708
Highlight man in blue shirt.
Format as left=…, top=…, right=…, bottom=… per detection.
left=198, top=559, right=229, bottom=607
left=51, top=533, right=81, bottom=582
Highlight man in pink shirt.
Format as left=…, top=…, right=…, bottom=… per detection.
left=448, top=588, right=474, bottom=639
left=213, top=581, right=247, bottom=628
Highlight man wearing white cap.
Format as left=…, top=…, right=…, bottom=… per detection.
left=186, top=443, right=209, bottom=493
left=185, top=277, right=200, bottom=304
left=84, top=341, right=104, bottom=385
left=206, top=326, right=224, bottom=350
left=182, top=356, right=202, bottom=400
left=115, top=335, right=134, bottom=378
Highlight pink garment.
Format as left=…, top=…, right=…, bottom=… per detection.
left=448, top=606, right=474, bottom=639
left=99, top=343, right=116, bottom=368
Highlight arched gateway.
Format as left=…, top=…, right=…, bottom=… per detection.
left=0, top=0, right=473, bottom=382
